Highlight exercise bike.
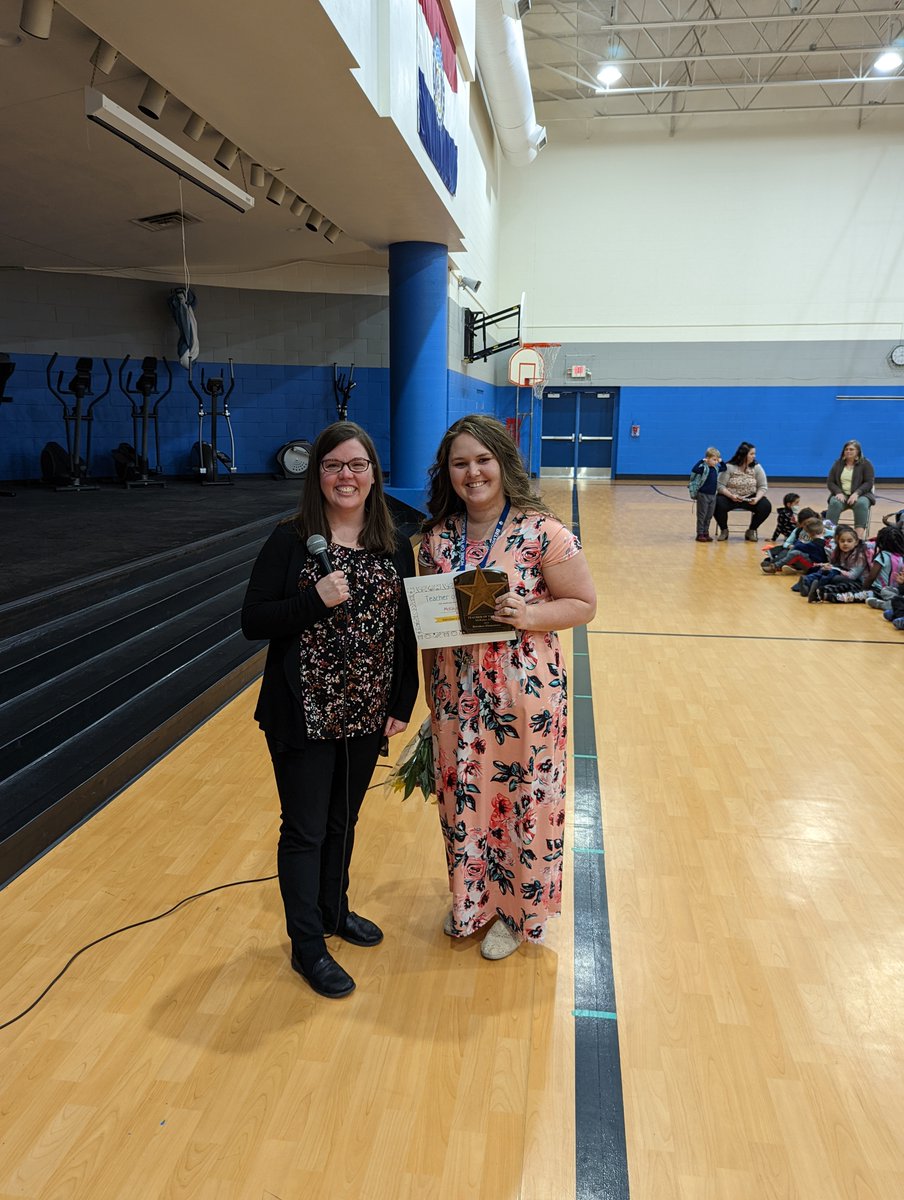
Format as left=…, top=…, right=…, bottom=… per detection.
left=41, top=353, right=111, bottom=491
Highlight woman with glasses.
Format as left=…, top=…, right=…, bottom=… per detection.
left=825, top=439, right=876, bottom=539
left=242, top=421, right=418, bottom=998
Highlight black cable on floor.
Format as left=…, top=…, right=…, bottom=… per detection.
left=0, top=873, right=277, bottom=1031
left=649, top=484, right=693, bottom=503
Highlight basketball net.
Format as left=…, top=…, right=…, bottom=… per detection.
left=523, top=343, right=561, bottom=400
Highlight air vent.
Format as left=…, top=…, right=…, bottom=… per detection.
left=130, top=210, right=202, bottom=231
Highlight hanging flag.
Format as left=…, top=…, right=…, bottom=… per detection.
left=416, top=0, right=459, bottom=195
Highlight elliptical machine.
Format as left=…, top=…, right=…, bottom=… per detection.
left=0, top=353, right=15, bottom=497
left=115, top=354, right=172, bottom=487
left=187, top=359, right=237, bottom=485
left=41, top=353, right=111, bottom=491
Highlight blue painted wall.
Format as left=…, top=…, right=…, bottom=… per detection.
left=616, top=385, right=904, bottom=480
left=0, top=357, right=513, bottom=484
left=0, top=354, right=389, bottom=482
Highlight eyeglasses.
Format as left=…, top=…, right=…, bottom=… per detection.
left=320, top=457, right=373, bottom=474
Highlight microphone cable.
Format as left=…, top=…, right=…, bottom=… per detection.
left=0, top=873, right=276, bottom=1031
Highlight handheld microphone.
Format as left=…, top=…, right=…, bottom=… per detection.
left=306, top=533, right=334, bottom=576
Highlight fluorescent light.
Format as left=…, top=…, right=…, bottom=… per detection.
left=596, top=64, right=622, bottom=87
left=85, top=88, right=253, bottom=213
left=874, top=50, right=903, bottom=73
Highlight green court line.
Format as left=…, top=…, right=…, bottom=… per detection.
left=573, top=1009, right=617, bottom=1020
left=573, top=847, right=604, bottom=855
left=573, top=752, right=597, bottom=759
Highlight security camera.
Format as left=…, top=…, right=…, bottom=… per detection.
left=459, top=276, right=481, bottom=292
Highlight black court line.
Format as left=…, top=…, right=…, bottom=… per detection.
left=571, top=488, right=630, bottom=1200
left=588, top=628, right=904, bottom=647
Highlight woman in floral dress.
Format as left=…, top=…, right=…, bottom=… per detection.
left=419, top=415, right=596, bottom=960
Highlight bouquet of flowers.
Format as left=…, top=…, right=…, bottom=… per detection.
left=385, top=716, right=435, bottom=801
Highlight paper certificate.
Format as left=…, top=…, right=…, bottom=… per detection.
left=404, top=572, right=518, bottom=648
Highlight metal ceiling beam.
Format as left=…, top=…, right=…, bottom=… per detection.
left=577, top=74, right=904, bottom=96
left=532, top=46, right=895, bottom=70
left=532, top=9, right=904, bottom=34
left=538, top=99, right=904, bottom=120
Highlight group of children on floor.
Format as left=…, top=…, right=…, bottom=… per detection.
left=688, top=451, right=904, bottom=631
left=763, top=496, right=904, bottom=626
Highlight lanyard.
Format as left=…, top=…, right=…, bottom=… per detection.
left=460, top=500, right=510, bottom=570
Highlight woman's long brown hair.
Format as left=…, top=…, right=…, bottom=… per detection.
left=422, top=413, right=555, bottom=530
left=285, top=421, right=396, bottom=554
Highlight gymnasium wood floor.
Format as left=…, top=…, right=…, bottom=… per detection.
left=1, top=480, right=902, bottom=1200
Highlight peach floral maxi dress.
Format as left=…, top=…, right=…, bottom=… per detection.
left=418, top=510, right=581, bottom=942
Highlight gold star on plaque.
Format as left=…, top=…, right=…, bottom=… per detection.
left=456, top=567, right=508, bottom=616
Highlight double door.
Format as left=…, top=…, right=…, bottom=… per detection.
left=539, top=387, right=617, bottom=478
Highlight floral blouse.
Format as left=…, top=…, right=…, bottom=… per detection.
left=297, top=545, right=400, bottom=739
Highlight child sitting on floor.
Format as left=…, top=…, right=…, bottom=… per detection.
left=864, top=524, right=904, bottom=608
left=770, top=492, right=800, bottom=542
left=688, top=447, right=724, bottom=542
left=880, top=566, right=904, bottom=630
left=799, top=525, right=870, bottom=602
left=763, top=513, right=826, bottom=574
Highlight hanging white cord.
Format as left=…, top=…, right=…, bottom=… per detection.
left=178, top=176, right=191, bottom=291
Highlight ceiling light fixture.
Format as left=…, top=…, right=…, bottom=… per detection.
left=213, top=138, right=238, bottom=169
left=266, top=178, right=286, bottom=205
left=19, top=0, right=53, bottom=40
left=92, top=38, right=117, bottom=74
left=250, top=163, right=266, bottom=188
left=85, top=87, right=254, bottom=212
left=596, top=63, right=622, bottom=88
left=183, top=111, right=206, bottom=141
left=137, top=77, right=167, bottom=120
left=305, top=208, right=325, bottom=233
left=874, top=50, right=903, bottom=73
left=323, top=223, right=342, bottom=244
left=289, top=194, right=307, bottom=216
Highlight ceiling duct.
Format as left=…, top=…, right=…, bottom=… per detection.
left=475, top=0, right=545, bottom=165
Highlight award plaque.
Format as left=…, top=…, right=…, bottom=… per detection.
left=453, top=567, right=510, bottom=635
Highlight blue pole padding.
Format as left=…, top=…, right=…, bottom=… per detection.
left=388, top=241, right=448, bottom=510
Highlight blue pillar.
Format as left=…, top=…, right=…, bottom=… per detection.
left=387, top=241, right=448, bottom=512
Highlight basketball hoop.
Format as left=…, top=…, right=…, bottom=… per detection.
left=508, top=342, right=561, bottom=400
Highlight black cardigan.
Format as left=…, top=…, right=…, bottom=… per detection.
left=241, top=522, right=419, bottom=747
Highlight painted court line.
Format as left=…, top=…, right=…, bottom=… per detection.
left=571, top=485, right=630, bottom=1200
left=587, top=628, right=902, bottom=647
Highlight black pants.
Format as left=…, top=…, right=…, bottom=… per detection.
left=714, top=495, right=772, bottom=531
left=267, top=731, right=382, bottom=970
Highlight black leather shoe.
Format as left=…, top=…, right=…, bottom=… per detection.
left=291, top=951, right=355, bottom=998
left=338, top=911, right=383, bottom=947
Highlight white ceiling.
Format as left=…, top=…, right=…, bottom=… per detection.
left=524, top=0, right=904, bottom=128
left=0, top=0, right=465, bottom=289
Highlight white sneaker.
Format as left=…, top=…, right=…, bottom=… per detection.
left=480, top=920, right=521, bottom=960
